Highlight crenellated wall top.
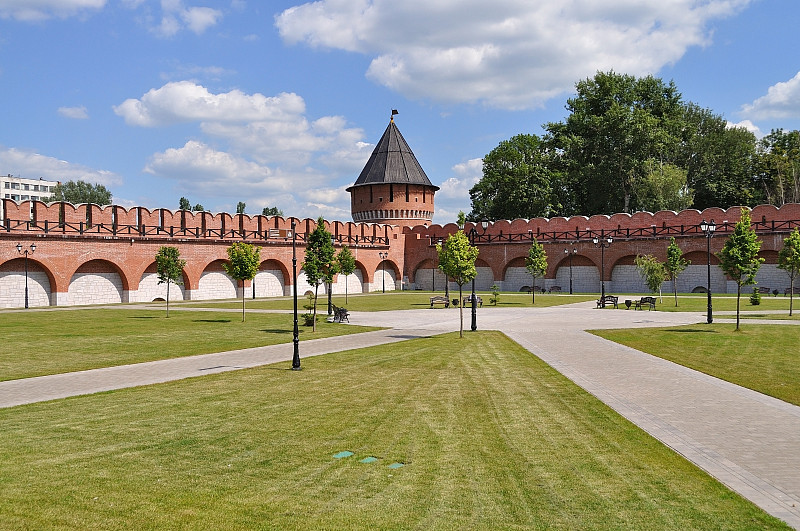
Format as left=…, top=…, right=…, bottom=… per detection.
left=406, top=204, right=800, bottom=239
left=0, top=199, right=404, bottom=241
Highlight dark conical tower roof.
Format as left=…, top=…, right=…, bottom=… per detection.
left=346, top=119, right=439, bottom=192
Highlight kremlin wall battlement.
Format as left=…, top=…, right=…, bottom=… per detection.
left=2, top=198, right=800, bottom=309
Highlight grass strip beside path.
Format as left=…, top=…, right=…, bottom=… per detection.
left=593, top=324, right=800, bottom=406
left=0, top=331, right=785, bottom=530
left=0, top=309, right=375, bottom=382
left=177, top=291, right=598, bottom=312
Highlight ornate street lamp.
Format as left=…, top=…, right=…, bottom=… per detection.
left=564, top=246, right=577, bottom=294
left=469, top=220, right=490, bottom=331
left=379, top=251, right=389, bottom=293
left=593, top=236, right=612, bottom=306
left=291, top=222, right=301, bottom=370
left=700, top=219, right=716, bottom=324
left=16, top=242, right=36, bottom=309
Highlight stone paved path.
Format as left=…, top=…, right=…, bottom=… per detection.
left=1, top=302, right=799, bottom=528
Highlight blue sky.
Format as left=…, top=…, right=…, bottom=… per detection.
left=1, top=0, right=799, bottom=224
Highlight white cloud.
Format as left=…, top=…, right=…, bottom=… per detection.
left=128, top=0, right=222, bottom=36
left=0, top=146, right=123, bottom=187
left=0, top=0, right=105, bottom=21
left=740, top=72, right=800, bottom=121
left=113, top=81, right=305, bottom=127
left=727, top=119, right=762, bottom=138
left=276, top=0, right=752, bottom=110
left=57, top=105, right=89, bottom=119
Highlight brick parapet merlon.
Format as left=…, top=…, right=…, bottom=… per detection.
left=1, top=200, right=400, bottom=247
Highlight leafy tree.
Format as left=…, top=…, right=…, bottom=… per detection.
left=632, top=160, right=693, bottom=213
left=179, top=197, right=190, bottom=211
left=665, top=237, right=689, bottom=306
left=44, top=180, right=112, bottom=205
left=155, top=246, right=186, bottom=318
left=756, top=129, right=800, bottom=206
left=193, top=204, right=205, bottom=212
left=546, top=71, right=683, bottom=215
left=635, top=254, right=667, bottom=300
left=457, top=210, right=466, bottom=228
left=223, top=241, right=261, bottom=322
left=718, top=208, right=764, bottom=330
left=336, top=246, right=356, bottom=304
left=468, top=134, right=558, bottom=221
left=678, top=104, right=760, bottom=210
left=778, top=228, right=800, bottom=316
left=525, top=238, right=548, bottom=303
left=436, top=231, right=479, bottom=338
left=236, top=201, right=246, bottom=214
left=302, top=217, right=336, bottom=332
left=262, top=206, right=284, bottom=217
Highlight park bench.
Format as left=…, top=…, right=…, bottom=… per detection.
left=548, top=285, right=562, bottom=293
left=596, top=295, right=618, bottom=309
left=634, top=296, right=656, bottom=310
left=785, top=287, right=800, bottom=296
left=462, top=295, right=483, bottom=308
left=430, top=295, right=450, bottom=308
left=331, top=304, right=349, bottom=322
left=758, top=286, right=771, bottom=295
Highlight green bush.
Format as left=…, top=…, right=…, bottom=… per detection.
left=489, top=284, right=500, bottom=306
left=749, top=288, right=761, bottom=306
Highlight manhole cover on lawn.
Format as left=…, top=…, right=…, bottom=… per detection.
left=387, top=462, right=405, bottom=469
left=360, top=456, right=378, bottom=464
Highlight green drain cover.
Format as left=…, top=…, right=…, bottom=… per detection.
left=360, top=456, right=378, bottom=464
left=333, top=451, right=354, bottom=459
left=387, top=462, right=404, bottom=469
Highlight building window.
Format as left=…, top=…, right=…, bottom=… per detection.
left=33, top=185, right=39, bottom=191
left=370, top=186, right=373, bottom=203
left=23, top=184, right=30, bottom=190
left=406, top=185, right=409, bottom=202
left=3, top=182, right=9, bottom=189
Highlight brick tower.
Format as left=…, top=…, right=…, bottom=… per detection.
left=347, top=113, right=439, bottom=227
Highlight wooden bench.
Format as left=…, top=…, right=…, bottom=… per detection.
left=758, top=286, right=771, bottom=295
left=462, top=295, right=483, bottom=307
left=331, top=304, right=349, bottom=322
left=634, top=296, right=656, bottom=310
left=596, top=295, right=618, bottom=309
left=430, top=295, right=450, bottom=308
left=548, top=285, right=562, bottom=293
left=785, top=287, right=800, bottom=296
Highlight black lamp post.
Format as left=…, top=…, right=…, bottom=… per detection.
left=16, top=242, right=36, bottom=309
left=469, top=220, right=490, bottom=331
left=593, top=236, right=612, bottom=306
left=700, top=219, right=716, bottom=324
left=379, top=251, right=388, bottom=293
left=564, top=246, right=577, bottom=294
left=291, top=222, right=300, bottom=370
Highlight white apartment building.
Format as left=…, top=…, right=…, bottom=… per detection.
left=1, top=174, right=60, bottom=219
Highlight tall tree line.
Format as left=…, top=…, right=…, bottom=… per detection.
left=469, top=71, right=799, bottom=220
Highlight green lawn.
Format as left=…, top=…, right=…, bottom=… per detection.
left=607, top=294, right=795, bottom=313
left=593, top=324, right=800, bottom=406
left=177, top=291, right=598, bottom=312
left=0, top=309, right=375, bottom=381
left=0, top=332, right=784, bottom=530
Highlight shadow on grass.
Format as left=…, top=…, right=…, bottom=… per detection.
left=663, top=328, right=718, bottom=333
left=258, top=328, right=291, bottom=334
left=128, top=316, right=159, bottom=319
left=192, top=319, right=232, bottom=323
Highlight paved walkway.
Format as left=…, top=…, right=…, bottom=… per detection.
left=2, top=303, right=799, bottom=528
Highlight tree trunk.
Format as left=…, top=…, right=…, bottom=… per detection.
left=791, top=277, right=795, bottom=317
left=672, top=277, right=678, bottom=307
left=313, top=284, right=319, bottom=332
left=166, top=281, right=170, bottom=318
left=736, top=284, right=741, bottom=330
left=241, top=282, right=246, bottom=322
